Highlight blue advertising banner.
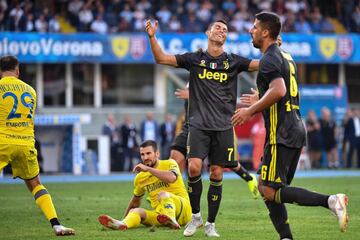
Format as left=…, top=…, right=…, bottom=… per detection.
left=0, top=32, right=359, bottom=63
left=299, top=85, right=348, bottom=125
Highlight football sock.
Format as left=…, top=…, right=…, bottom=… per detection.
left=188, top=175, right=202, bottom=214
left=265, top=201, right=292, bottom=239
left=123, top=211, right=141, bottom=228
left=233, top=165, right=253, bottom=181
left=32, top=185, right=59, bottom=226
left=50, top=218, right=61, bottom=227
left=276, top=186, right=329, bottom=208
left=207, top=178, right=222, bottom=223
left=159, top=195, right=176, bottom=218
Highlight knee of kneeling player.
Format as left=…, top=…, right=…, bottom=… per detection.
left=157, top=191, right=171, bottom=200
left=259, top=185, right=276, bottom=201
left=129, top=208, right=143, bottom=214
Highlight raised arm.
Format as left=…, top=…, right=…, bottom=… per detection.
left=122, top=195, right=142, bottom=219
left=145, top=20, right=178, bottom=67
left=133, top=163, right=177, bottom=183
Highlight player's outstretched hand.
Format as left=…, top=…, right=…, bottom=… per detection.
left=239, top=88, right=259, bottom=107
left=145, top=20, right=158, bottom=38
left=232, top=108, right=252, bottom=126
left=175, top=88, right=189, bottom=100
left=133, top=163, right=149, bottom=173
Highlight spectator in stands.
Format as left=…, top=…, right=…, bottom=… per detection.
left=230, top=12, right=246, bottom=33
left=168, top=15, right=182, bottom=32
left=120, top=115, right=139, bottom=172
left=48, top=15, right=60, bottom=32
left=67, top=0, right=83, bottom=27
left=285, top=0, right=306, bottom=14
left=140, top=112, right=159, bottom=143
left=156, top=5, right=171, bottom=29
left=104, top=8, right=118, bottom=33
left=352, top=5, right=360, bottom=32
left=295, top=11, right=312, bottom=33
left=272, top=0, right=286, bottom=16
left=160, top=114, right=176, bottom=159
left=119, top=3, right=133, bottom=23
left=132, top=5, right=146, bottom=32
left=341, top=0, right=355, bottom=30
left=183, top=12, right=202, bottom=32
left=1, top=0, right=359, bottom=34
left=102, top=114, right=121, bottom=171
left=35, top=14, right=48, bottom=32
left=321, top=17, right=335, bottom=33
left=196, top=2, right=212, bottom=26
left=343, top=108, right=360, bottom=168
left=320, top=107, right=339, bottom=168
left=0, top=4, right=6, bottom=31
left=342, top=108, right=356, bottom=168
left=170, top=0, right=186, bottom=18
left=24, top=13, right=34, bottom=32
left=118, top=17, right=132, bottom=32
left=310, top=6, right=334, bottom=33
left=185, top=0, right=199, bottom=13
left=306, top=110, right=323, bottom=168
left=282, top=11, right=297, bottom=32
left=136, top=0, right=152, bottom=14
left=78, top=3, right=93, bottom=31
left=90, top=13, right=108, bottom=34
left=8, top=3, right=26, bottom=31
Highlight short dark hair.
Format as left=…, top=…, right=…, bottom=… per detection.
left=208, top=19, right=228, bottom=30
left=140, top=140, right=158, bottom=152
left=255, top=12, right=281, bottom=40
left=0, top=55, right=19, bottom=72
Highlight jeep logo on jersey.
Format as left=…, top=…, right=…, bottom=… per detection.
left=210, top=62, right=217, bottom=69
left=198, top=69, right=228, bottom=82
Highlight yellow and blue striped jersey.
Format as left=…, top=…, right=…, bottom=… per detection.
left=133, top=159, right=189, bottom=209
left=0, top=76, right=36, bottom=146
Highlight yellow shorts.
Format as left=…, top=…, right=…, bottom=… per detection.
left=0, top=144, right=39, bottom=179
left=143, top=193, right=192, bottom=226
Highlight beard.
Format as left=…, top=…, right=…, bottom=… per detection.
left=252, top=37, right=262, bottom=49
left=144, top=159, right=156, bottom=168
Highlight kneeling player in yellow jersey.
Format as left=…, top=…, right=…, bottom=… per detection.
left=98, top=140, right=192, bottom=231
left=0, top=55, right=75, bottom=236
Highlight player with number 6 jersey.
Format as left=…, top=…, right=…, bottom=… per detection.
left=231, top=12, right=348, bottom=239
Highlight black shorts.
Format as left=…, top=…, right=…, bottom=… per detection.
left=170, top=126, right=189, bottom=157
left=187, top=127, right=238, bottom=168
left=260, top=144, right=301, bottom=189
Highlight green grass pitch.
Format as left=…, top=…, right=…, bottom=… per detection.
left=1, top=177, right=359, bottom=240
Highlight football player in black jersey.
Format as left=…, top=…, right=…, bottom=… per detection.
left=146, top=19, right=259, bottom=237
left=171, top=86, right=260, bottom=198
left=232, top=12, right=348, bottom=239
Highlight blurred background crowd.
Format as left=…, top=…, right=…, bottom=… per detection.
left=1, top=0, right=360, bottom=34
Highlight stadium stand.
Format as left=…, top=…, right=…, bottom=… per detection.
left=0, top=0, right=360, bottom=34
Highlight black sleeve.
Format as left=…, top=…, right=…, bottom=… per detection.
left=233, top=54, right=252, bottom=73
left=175, top=52, right=194, bottom=70
left=260, top=54, right=283, bottom=84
